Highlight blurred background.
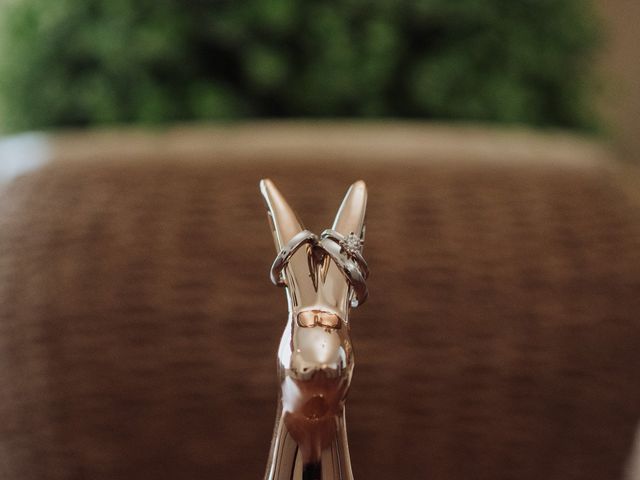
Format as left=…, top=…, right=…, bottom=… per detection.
left=0, top=1, right=639, bottom=480
left=0, top=0, right=605, bottom=128
left=0, top=0, right=637, bottom=158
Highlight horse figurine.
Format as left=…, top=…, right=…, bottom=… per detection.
left=260, top=179, right=369, bottom=480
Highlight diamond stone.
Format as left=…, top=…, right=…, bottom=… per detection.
left=341, top=232, right=363, bottom=256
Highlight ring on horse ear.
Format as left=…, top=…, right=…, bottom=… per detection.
left=320, top=229, right=369, bottom=280
left=269, top=229, right=318, bottom=287
left=269, top=226, right=370, bottom=308
left=319, top=233, right=369, bottom=307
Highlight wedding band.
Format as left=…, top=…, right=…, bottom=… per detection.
left=270, top=229, right=369, bottom=307
left=270, top=230, right=318, bottom=286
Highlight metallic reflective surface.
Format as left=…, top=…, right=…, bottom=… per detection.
left=260, top=179, right=367, bottom=480
left=269, top=229, right=369, bottom=307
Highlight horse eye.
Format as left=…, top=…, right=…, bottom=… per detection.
left=297, top=311, right=316, bottom=327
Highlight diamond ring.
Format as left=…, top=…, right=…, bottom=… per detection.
left=320, top=229, right=369, bottom=280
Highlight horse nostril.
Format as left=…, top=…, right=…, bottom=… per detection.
left=301, top=395, right=329, bottom=420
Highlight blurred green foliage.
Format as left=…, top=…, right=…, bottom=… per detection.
left=0, top=0, right=601, bottom=131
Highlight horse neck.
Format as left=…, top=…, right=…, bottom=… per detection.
left=265, top=405, right=354, bottom=480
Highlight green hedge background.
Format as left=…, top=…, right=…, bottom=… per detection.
left=0, top=0, right=601, bottom=132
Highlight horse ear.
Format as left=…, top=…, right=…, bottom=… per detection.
left=259, top=179, right=305, bottom=253
left=331, top=180, right=367, bottom=240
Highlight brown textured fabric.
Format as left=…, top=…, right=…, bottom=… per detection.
left=0, top=156, right=640, bottom=480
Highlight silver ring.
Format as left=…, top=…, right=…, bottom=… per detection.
left=319, top=235, right=369, bottom=307
left=270, top=229, right=369, bottom=307
left=270, top=230, right=318, bottom=286
left=320, top=229, right=369, bottom=279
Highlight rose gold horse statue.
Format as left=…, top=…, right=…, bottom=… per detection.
left=260, top=179, right=368, bottom=480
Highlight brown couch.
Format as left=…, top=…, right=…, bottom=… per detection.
left=1, top=125, right=639, bottom=480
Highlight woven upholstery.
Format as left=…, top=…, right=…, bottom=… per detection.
left=1, top=155, right=639, bottom=480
